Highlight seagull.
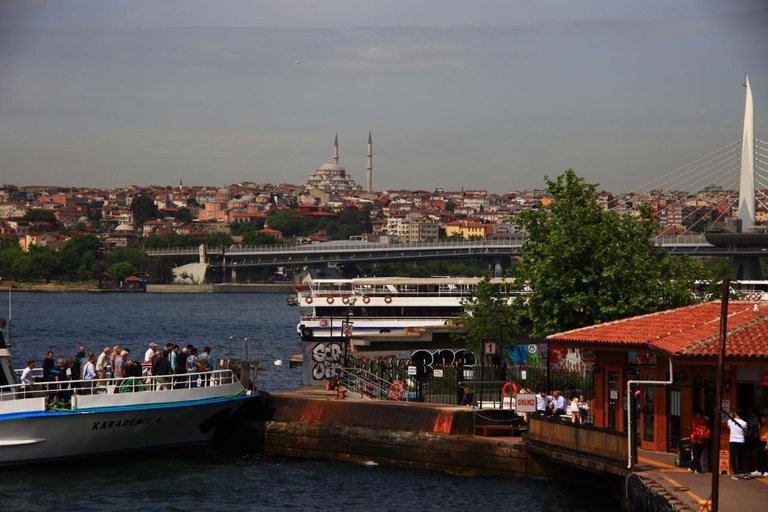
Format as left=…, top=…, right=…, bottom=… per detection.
left=291, top=59, right=302, bottom=64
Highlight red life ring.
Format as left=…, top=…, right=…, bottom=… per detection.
left=362, top=295, right=371, bottom=304
left=384, top=295, right=392, bottom=304
left=305, top=296, right=313, bottom=304
left=327, top=296, right=334, bottom=304
left=342, top=296, right=349, bottom=304
left=501, top=382, right=518, bottom=398
left=389, top=380, right=405, bottom=400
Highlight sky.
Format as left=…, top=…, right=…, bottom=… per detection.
left=0, top=0, right=766, bottom=193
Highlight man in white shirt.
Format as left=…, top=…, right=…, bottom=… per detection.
left=727, top=410, right=749, bottom=477
left=535, top=391, right=551, bottom=415
left=21, top=360, right=35, bottom=386
left=144, top=343, right=158, bottom=363
left=95, top=346, right=110, bottom=385
left=548, top=390, right=567, bottom=417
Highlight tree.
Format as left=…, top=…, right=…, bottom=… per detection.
left=512, top=169, right=699, bottom=337
left=454, top=278, right=516, bottom=355
left=58, top=234, right=103, bottom=279
left=23, top=209, right=58, bottom=227
left=205, top=232, right=233, bottom=247
left=107, top=262, right=136, bottom=284
left=242, top=232, right=282, bottom=246
left=131, top=195, right=158, bottom=227
left=174, top=207, right=194, bottom=223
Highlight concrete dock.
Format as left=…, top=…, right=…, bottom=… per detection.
left=239, top=389, right=766, bottom=511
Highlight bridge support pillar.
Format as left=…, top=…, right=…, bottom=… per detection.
left=490, top=257, right=508, bottom=277
left=231, top=267, right=239, bottom=283
left=733, top=256, right=762, bottom=280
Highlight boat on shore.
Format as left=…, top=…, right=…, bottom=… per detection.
left=0, top=318, right=259, bottom=466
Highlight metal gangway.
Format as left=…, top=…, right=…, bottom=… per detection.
left=337, top=367, right=408, bottom=401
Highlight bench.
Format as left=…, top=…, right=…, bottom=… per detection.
left=475, top=424, right=528, bottom=437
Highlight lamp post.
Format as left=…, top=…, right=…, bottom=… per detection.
left=342, top=297, right=356, bottom=368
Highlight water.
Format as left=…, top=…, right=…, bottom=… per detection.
left=0, top=292, right=618, bottom=511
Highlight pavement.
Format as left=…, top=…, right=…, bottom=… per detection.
left=635, top=448, right=768, bottom=512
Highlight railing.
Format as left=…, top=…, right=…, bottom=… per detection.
left=526, top=415, right=628, bottom=468
left=337, top=366, right=407, bottom=401
left=1, top=369, right=240, bottom=403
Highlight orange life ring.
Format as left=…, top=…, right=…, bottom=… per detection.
left=305, top=296, right=313, bottom=304
left=362, top=295, right=371, bottom=304
left=384, top=295, right=392, bottom=304
left=342, top=296, right=349, bottom=304
left=389, top=380, right=405, bottom=400
left=501, top=382, right=518, bottom=398
left=327, top=296, right=334, bottom=304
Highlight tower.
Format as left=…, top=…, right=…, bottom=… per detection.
left=366, top=130, right=373, bottom=193
left=332, top=134, right=339, bottom=165
left=736, top=75, right=755, bottom=231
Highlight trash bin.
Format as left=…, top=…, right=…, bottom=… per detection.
left=676, top=437, right=692, bottom=467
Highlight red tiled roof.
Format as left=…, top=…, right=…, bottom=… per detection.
left=547, top=302, right=768, bottom=361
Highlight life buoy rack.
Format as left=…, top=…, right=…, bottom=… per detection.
left=389, top=380, right=405, bottom=400
left=384, top=295, right=392, bottom=304
left=501, top=381, right=518, bottom=398
left=327, top=296, right=335, bottom=304
left=342, top=296, right=349, bottom=304
left=362, top=295, right=371, bottom=304
left=305, top=296, right=313, bottom=304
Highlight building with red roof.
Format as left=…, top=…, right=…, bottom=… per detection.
left=547, top=301, right=768, bottom=455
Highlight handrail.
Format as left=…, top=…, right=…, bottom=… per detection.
left=1, top=369, right=240, bottom=403
left=337, top=366, right=408, bottom=401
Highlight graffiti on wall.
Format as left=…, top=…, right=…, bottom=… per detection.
left=310, top=341, right=342, bottom=381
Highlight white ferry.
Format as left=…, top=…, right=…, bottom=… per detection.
left=294, top=276, right=516, bottom=340
left=0, top=319, right=258, bottom=466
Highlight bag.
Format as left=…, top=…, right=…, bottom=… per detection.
left=695, top=425, right=710, bottom=440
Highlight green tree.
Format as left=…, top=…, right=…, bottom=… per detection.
left=58, top=234, right=103, bottom=279
left=454, top=278, right=516, bottom=354
left=29, top=247, right=60, bottom=282
left=85, top=200, right=104, bottom=222
left=108, top=261, right=136, bottom=284
left=242, top=232, right=283, bottom=246
left=512, top=169, right=699, bottom=337
left=23, top=209, right=58, bottom=227
left=174, top=207, right=194, bottom=223
left=205, top=232, right=233, bottom=247
left=131, top=195, right=158, bottom=227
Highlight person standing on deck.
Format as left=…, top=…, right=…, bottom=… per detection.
left=96, top=346, right=109, bottom=385
left=42, top=351, right=54, bottom=381
left=108, top=345, right=120, bottom=378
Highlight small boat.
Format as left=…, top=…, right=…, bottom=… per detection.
left=0, top=317, right=259, bottom=466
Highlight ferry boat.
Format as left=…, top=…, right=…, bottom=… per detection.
left=0, top=319, right=258, bottom=466
left=294, top=276, right=516, bottom=340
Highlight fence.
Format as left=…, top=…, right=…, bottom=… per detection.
left=345, top=355, right=594, bottom=406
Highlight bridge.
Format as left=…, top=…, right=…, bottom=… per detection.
left=147, top=76, right=766, bottom=282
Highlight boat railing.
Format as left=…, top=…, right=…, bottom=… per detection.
left=337, top=366, right=407, bottom=401
left=0, top=369, right=240, bottom=403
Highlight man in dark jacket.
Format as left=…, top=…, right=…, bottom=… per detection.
left=152, top=350, right=172, bottom=390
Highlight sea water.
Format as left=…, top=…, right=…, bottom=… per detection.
left=0, top=292, right=618, bottom=511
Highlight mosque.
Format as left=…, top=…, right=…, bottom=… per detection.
left=304, top=133, right=373, bottom=194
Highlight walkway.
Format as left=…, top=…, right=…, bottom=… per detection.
left=635, top=448, right=768, bottom=512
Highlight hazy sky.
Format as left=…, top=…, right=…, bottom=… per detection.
left=1, top=0, right=766, bottom=193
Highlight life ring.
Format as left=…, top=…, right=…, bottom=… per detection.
left=501, top=381, right=518, bottom=398
left=384, top=295, right=392, bottom=304
left=362, top=295, right=371, bottom=304
left=389, top=380, right=405, bottom=400
left=305, top=296, right=313, bottom=304
left=342, top=296, right=349, bottom=304
left=119, top=378, right=145, bottom=393
left=327, top=296, right=334, bottom=304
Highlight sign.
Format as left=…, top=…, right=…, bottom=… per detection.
left=484, top=342, right=497, bottom=354
left=433, top=369, right=444, bottom=378
left=320, top=319, right=329, bottom=327
left=515, top=392, right=536, bottom=413
left=520, top=370, right=527, bottom=380
left=343, top=323, right=353, bottom=336
left=407, top=365, right=417, bottom=376
left=527, top=344, right=537, bottom=354
left=609, top=390, right=618, bottom=400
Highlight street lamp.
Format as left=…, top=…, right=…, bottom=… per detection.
left=342, top=296, right=357, bottom=368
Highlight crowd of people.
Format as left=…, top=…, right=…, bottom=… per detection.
left=20, top=342, right=214, bottom=401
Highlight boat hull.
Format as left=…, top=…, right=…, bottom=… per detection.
left=0, top=394, right=255, bottom=466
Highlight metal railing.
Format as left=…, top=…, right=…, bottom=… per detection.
left=2, top=369, right=239, bottom=403
left=337, top=366, right=408, bottom=401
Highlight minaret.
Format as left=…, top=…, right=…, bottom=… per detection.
left=366, top=130, right=373, bottom=193
left=737, top=75, right=755, bottom=231
left=332, top=134, right=339, bottom=165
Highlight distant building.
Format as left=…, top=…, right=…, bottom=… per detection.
left=305, top=135, right=363, bottom=195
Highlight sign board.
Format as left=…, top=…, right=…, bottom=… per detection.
left=343, top=323, right=353, bottom=336
left=433, top=369, right=444, bottom=378
left=609, top=390, right=619, bottom=400
left=516, top=393, right=536, bottom=413
left=407, top=365, right=417, bottom=376
left=528, top=344, right=537, bottom=354
left=484, top=342, right=497, bottom=354
left=520, top=370, right=527, bottom=380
